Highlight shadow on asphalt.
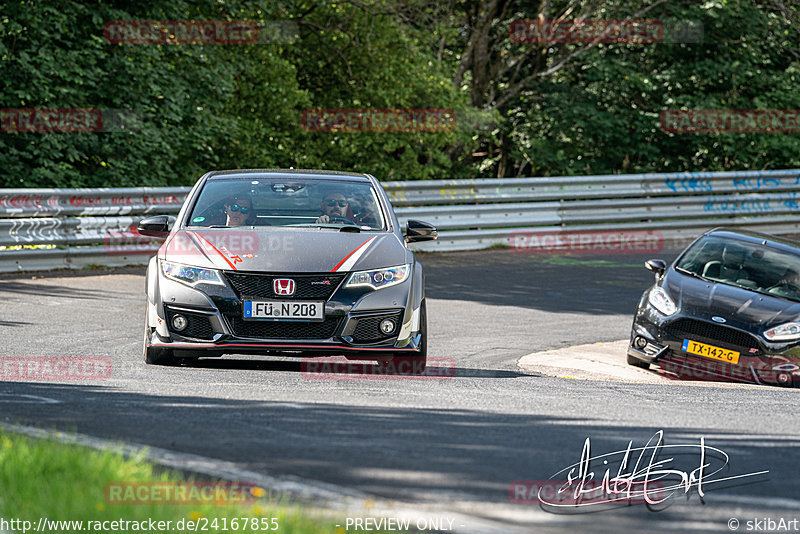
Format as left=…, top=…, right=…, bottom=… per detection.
left=0, top=250, right=682, bottom=314
left=0, top=280, right=123, bottom=300
left=420, top=249, right=681, bottom=314
left=172, top=357, right=535, bottom=379
left=1, top=381, right=796, bottom=512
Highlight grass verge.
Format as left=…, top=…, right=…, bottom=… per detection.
left=0, top=429, right=390, bottom=533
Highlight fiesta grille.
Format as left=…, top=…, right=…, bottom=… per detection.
left=225, top=273, right=345, bottom=299
left=664, top=319, right=760, bottom=351
left=351, top=311, right=404, bottom=343
left=228, top=316, right=342, bottom=339
left=165, top=308, right=215, bottom=341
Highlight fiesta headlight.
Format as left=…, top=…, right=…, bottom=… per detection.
left=648, top=286, right=677, bottom=316
left=764, top=322, right=800, bottom=341
left=160, top=260, right=224, bottom=286
left=345, top=264, right=410, bottom=290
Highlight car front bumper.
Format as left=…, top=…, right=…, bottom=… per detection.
left=148, top=266, right=424, bottom=357
left=628, top=295, right=800, bottom=387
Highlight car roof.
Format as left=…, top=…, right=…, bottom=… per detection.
left=206, top=169, right=372, bottom=182
left=705, top=227, right=800, bottom=253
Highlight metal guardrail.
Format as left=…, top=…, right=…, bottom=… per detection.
left=2, top=169, right=800, bottom=271
left=383, top=169, right=800, bottom=204
left=0, top=188, right=186, bottom=217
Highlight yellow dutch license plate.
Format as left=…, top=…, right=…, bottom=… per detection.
left=681, top=339, right=740, bottom=364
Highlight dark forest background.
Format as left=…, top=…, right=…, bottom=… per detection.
left=2, top=0, right=799, bottom=187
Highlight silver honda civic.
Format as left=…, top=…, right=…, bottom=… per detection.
left=138, top=169, right=437, bottom=373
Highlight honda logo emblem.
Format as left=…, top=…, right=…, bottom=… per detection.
left=273, top=279, right=295, bottom=296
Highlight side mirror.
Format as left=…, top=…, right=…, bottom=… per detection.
left=137, top=215, right=175, bottom=238
left=645, top=259, right=667, bottom=278
left=405, top=220, right=438, bottom=243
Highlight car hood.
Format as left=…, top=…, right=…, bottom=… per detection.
left=159, top=228, right=408, bottom=273
left=664, top=270, right=800, bottom=330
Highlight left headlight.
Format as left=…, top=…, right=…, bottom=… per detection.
left=345, top=264, right=411, bottom=290
left=648, top=286, right=677, bottom=316
left=160, top=260, right=224, bottom=287
left=764, top=322, right=800, bottom=341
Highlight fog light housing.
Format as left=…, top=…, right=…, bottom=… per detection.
left=172, top=314, right=188, bottom=331
left=634, top=336, right=648, bottom=349
left=380, top=319, right=396, bottom=334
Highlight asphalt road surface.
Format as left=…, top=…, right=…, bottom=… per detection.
left=1, top=249, right=799, bottom=533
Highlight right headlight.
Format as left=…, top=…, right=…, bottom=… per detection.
left=648, top=286, right=677, bottom=316
left=764, top=322, right=800, bottom=341
left=345, top=264, right=410, bottom=290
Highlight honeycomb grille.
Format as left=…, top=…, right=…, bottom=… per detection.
left=351, top=311, right=403, bottom=343
left=228, top=316, right=342, bottom=339
left=225, top=273, right=345, bottom=299
left=664, top=318, right=760, bottom=351
left=165, top=308, right=215, bottom=340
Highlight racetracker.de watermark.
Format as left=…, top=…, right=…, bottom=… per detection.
left=104, top=482, right=267, bottom=505
left=509, top=480, right=665, bottom=505
left=1, top=108, right=140, bottom=133
left=660, top=110, right=800, bottom=134
left=509, top=19, right=703, bottom=44
left=301, top=356, right=456, bottom=379
left=300, top=108, right=455, bottom=133
left=508, top=230, right=663, bottom=254
left=0, top=357, right=112, bottom=381
left=658, top=356, right=799, bottom=386
left=104, top=20, right=298, bottom=44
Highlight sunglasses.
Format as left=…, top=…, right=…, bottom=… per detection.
left=227, top=204, right=250, bottom=214
left=326, top=200, right=348, bottom=207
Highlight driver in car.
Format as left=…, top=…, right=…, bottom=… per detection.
left=224, top=195, right=255, bottom=226
left=775, top=268, right=800, bottom=287
left=315, top=191, right=377, bottom=226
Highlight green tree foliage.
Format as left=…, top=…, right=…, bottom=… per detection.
left=1, top=0, right=799, bottom=186
left=285, top=2, right=474, bottom=179
left=508, top=0, right=800, bottom=176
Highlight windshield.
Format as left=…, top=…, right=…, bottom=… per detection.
left=675, top=235, right=800, bottom=302
left=187, top=178, right=386, bottom=231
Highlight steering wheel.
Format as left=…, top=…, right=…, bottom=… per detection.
left=327, top=215, right=359, bottom=226
left=767, top=282, right=800, bottom=297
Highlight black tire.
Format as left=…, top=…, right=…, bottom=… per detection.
left=385, top=300, right=427, bottom=375
left=627, top=352, right=650, bottom=369
left=143, top=308, right=177, bottom=366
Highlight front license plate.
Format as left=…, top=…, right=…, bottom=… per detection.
left=243, top=300, right=324, bottom=321
left=681, top=339, right=740, bottom=364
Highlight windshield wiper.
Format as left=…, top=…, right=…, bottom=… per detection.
left=675, top=266, right=708, bottom=281
left=304, top=224, right=361, bottom=232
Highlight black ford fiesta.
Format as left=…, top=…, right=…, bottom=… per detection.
left=138, top=169, right=437, bottom=372
left=628, top=228, right=800, bottom=387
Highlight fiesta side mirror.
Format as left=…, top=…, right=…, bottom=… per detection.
left=137, top=215, right=175, bottom=238
left=645, top=259, right=667, bottom=278
left=405, top=220, right=438, bottom=243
